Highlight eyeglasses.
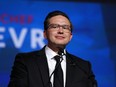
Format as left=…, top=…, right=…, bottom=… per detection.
left=48, top=24, right=71, bottom=32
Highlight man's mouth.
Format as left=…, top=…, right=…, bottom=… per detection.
left=55, top=36, right=65, bottom=39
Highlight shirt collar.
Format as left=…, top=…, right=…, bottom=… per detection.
left=45, top=46, right=66, bottom=61
left=45, top=46, right=58, bottom=61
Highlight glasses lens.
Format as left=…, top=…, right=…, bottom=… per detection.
left=48, top=24, right=58, bottom=29
left=62, top=25, right=70, bottom=30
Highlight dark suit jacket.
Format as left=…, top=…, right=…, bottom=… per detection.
left=8, top=46, right=97, bottom=87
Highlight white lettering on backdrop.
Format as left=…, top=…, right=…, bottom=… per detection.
left=0, top=27, right=45, bottom=49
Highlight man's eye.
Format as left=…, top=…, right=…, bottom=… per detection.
left=63, top=25, right=69, bottom=29
left=63, top=27, right=67, bottom=29
left=52, top=25, right=58, bottom=28
left=52, top=26, right=57, bottom=28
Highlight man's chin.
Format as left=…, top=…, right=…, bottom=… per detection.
left=55, top=44, right=66, bottom=48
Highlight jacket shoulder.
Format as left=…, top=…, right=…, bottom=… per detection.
left=14, top=47, right=45, bottom=63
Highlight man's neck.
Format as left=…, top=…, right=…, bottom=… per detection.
left=47, top=44, right=65, bottom=53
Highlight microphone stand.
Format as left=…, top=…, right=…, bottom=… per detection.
left=46, top=48, right=65, bottom=87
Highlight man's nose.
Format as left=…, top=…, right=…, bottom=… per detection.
left=58, top=27, right=64, bottom=33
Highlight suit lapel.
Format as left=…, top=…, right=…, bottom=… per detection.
left=35, top=47, right=50, bottom=87
left=65, top=53, right=76, bottom=87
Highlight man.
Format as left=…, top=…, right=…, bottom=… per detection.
left=8, top=10, right=97, bottom=87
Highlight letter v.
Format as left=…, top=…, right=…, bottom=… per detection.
left=9, top=27, right=27, bottom=48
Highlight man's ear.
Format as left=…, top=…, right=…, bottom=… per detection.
left=70, top=33, right=73, bottom=41
left=43, top=30, right=47, bottom=39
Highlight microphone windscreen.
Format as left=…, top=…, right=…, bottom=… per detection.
left=58, top=48, right=64, bottom=55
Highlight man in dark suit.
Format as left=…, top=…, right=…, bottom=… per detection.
left=8, top=10, right=97, bottom=87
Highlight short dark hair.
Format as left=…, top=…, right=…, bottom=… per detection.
left=44, top=10, right=73, bottom=32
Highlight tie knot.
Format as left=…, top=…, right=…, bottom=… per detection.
left=54, top=55, right=61, bottom=63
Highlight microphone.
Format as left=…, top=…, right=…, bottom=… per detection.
left=58, top=48, right=66, bottom=57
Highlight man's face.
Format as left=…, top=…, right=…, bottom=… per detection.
left=44, top=15, right=72, bottom=47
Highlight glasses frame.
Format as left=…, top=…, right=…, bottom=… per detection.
left=47, top=24, right=71, bottom=32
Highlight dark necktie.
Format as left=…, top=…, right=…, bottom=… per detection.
left=53, top=55, right=64, bottom=87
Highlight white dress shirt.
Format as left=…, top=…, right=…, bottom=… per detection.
left=45, top=46, right=66, bottom=87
